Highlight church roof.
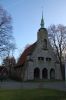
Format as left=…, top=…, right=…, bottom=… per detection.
left=17, top=42, right=36, bottom=67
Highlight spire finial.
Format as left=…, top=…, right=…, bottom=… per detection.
left=40, top=10, right=44, bottom=28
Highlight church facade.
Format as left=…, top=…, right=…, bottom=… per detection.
left=14, top=14, right=62, bottom=81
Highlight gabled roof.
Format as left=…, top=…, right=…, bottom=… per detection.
left=17, top=42, right=36, bottom=67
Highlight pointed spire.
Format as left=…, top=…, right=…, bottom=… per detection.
left=40, top=11, right=44, bottom=28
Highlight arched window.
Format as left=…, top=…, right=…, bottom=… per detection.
left=34, top=68, right=40, bottom=80
left=50, top=68, right=55, bottom=79
left=42, top=68, right=48, bottom=79
left=43, top=39, right=47, bottom=49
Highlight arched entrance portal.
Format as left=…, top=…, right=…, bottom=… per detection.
left=50, top=68, right=55, bottom=79
left=34, top=68, right=40, bottom=80
left=42, top=68, right=48, bottom=79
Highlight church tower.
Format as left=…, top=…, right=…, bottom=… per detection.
left=37, top=12, right=48, bottom=50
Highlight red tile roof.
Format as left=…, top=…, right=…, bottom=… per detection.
left=17, top=42, right=36, bottom=67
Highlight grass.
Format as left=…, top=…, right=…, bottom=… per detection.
left=0, top=88, right=66, bottom=100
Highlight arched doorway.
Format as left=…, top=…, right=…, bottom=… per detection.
left=42, top=68, right=48, bottom=79
left=50, top=68, right=55, bottom=79
left=34, top=68, right=40, bottom=80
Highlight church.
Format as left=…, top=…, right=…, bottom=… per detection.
left=13, top=14, right=62, bottom=81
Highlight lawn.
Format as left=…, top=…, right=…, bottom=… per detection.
left=0, top=88, right=66, bottom=100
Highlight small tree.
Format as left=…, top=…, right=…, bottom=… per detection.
left=48, top=24, right=66, bottom=80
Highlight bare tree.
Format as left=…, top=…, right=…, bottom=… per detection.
left=0, top=6, right=16, bottom=57
left=48, top=24, right=66, bottom=80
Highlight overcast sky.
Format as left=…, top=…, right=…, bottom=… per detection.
left=0, top=0, right=66, bottom=59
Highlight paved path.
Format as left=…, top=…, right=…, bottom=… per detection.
left=0, top=81, right=66, bottom=91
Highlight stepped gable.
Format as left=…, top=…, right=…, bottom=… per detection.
left=17, top=42, right=36, bottom=66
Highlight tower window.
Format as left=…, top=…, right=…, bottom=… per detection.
left=38, top=57, right=44, bottom=61
left=46, top=58, right=51, bottom=62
